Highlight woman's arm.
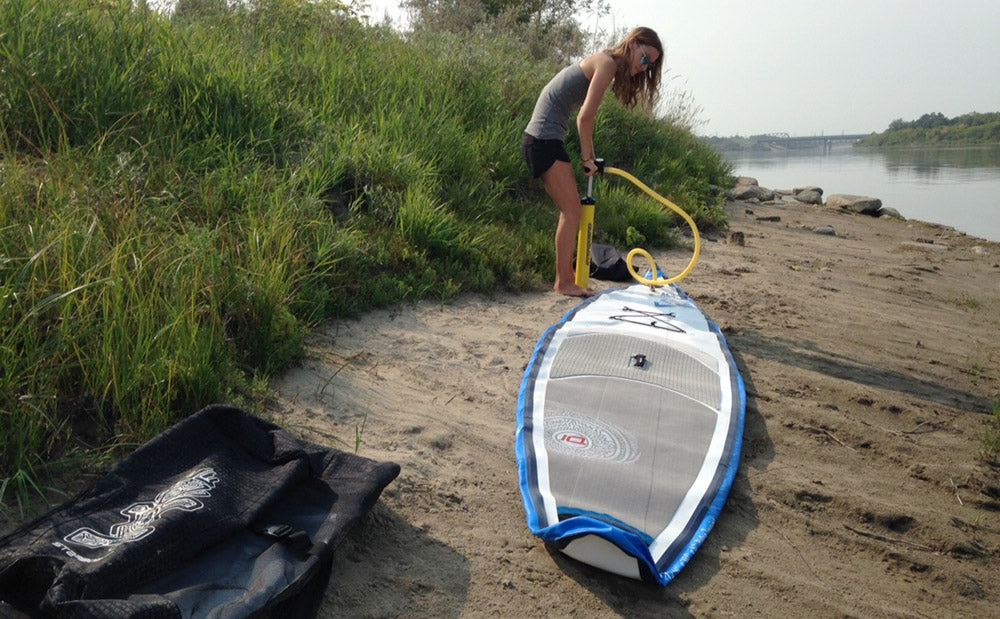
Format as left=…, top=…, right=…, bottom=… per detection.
left=577, top=53, right=617, bottom=174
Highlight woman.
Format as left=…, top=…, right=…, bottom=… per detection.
left=522, top=27, right=663, bottom=297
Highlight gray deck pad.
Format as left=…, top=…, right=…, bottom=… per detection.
left=549, top=332, right=721, bottom=409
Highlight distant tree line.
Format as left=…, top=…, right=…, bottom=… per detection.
left=859, top=111, right=1000, bottom=146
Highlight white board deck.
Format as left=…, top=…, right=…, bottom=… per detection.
left=516, top=283, right=745, bottom=585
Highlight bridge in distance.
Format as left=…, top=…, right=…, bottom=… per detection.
left=752, top=133, right=871, bottom=147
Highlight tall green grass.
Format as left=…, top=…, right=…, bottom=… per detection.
left=0, top=0, right=732, bottom=510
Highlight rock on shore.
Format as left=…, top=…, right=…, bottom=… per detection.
left=728, top=176, right=902, bottom=220
left=827, top=193, right=882, bottom=215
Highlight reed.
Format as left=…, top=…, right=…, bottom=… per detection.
left=0, top=0, right=732, bottom=511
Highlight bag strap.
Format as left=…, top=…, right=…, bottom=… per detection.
left=254, top=524, right=322, bottom=554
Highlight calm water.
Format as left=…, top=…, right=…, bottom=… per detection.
left=722, top=145, right=1000, bottom=243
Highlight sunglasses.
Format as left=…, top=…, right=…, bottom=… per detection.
left=639, top=44, right=653, bottom=66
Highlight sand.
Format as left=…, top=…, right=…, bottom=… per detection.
left=270, top=197, right=1000, bottom=617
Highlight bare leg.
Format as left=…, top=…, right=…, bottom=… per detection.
left=540, top=161, right=594, bottom=297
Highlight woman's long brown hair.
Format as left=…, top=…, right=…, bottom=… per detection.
left=605, top=27, right=663, bottom=112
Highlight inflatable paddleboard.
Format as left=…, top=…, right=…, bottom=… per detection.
left=516, top=282, right=745, bottom=585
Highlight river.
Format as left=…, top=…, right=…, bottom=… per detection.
left=720, top=144, right=1000, bottom=243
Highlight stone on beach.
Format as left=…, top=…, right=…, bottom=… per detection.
left=793, top=186, right=823, bottom=204
left=827, top=193, right=883, bottom=215
left=726, top=177, right=776, bottom=202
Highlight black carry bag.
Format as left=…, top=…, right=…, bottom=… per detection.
left=0, top=405, right=400, bottom=618
left=590, top=243, right=632, bottom=282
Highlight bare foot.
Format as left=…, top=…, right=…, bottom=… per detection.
left=553, top=282, right=594, bottom=298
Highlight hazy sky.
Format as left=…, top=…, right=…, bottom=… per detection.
left=362, top=0, right=1000, bottom=137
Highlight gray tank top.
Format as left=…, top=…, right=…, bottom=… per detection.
left=524, top=63, right=591, bottom=141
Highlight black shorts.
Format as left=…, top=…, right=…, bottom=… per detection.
left=522, top=132, right=570, bottom=178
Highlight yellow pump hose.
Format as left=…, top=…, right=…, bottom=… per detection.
left=605, top=167, right=701, bottom=286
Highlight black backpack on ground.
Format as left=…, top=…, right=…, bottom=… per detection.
left=589, top=243, right=632, bottom=282
left=0, top=404, right=400, bottom=618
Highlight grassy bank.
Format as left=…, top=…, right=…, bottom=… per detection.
left=0, top=0, right=732, bottom=509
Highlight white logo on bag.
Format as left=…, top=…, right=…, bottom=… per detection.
left=57, top=468, right=219, bottom=556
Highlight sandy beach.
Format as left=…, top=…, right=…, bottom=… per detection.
left=270, top=195, right=1000, bottom=617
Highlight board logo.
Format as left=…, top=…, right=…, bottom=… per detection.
left=555, top=432, right=590, bottom=449
left=545, top=411, right=638, bottom=463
